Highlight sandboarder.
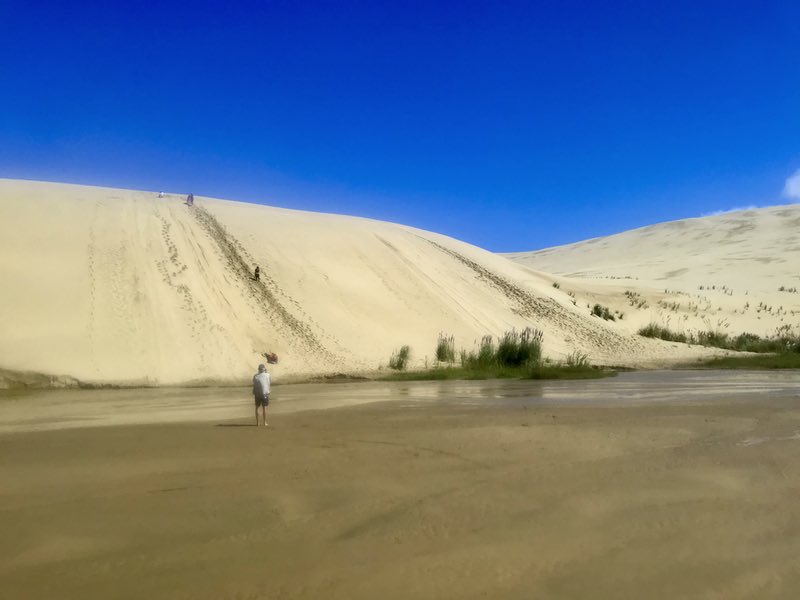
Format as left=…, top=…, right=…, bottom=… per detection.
left=254, top=266, right=260, bottom=281
left=253, top=364, right=271, bottom=426
left=187, top=193, right=194, bottom=206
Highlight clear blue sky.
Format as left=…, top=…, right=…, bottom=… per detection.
left=1, top=0, right=798, bottom=251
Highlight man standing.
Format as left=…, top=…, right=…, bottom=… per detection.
left=253, top=364, right=271, bottom=426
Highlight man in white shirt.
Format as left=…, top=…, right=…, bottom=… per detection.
left=252, top=364, right=271, bottom=427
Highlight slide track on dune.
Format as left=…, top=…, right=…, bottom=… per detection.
left=189, top=205, right=342, bottom=367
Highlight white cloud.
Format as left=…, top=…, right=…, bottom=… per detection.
left=783, top=169, right=800, bottom=200
left=701, top=171, right=800, bottom=216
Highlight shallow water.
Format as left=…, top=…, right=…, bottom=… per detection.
left=0, top=370, right=798, bottom=434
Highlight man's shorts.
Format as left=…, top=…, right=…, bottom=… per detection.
left=255, top=394, right=270, bottom=408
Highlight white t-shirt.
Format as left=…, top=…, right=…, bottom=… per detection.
left=253, top=372, right=271, bottom=396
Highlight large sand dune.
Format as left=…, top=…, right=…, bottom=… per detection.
left=1, top=179, right=705, bottom=387
left=505, top=206, right=800, bottom=340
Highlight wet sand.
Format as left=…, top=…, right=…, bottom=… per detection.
left=2, top=370, right=798, bottom=435
left=2, top=372, right=800, bottom=599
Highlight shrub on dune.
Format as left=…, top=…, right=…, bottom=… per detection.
left=435, top=333, right=456, bottom=364
left=389, top=345, right=411, bottom=370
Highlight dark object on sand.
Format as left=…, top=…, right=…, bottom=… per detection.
left=263, top=352, right=279, bottom=364
left=187, top=193, right=194, bottom=206
left=254, top=266, right=260, bottom=281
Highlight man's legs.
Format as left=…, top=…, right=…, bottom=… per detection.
left=262, top=404, right=268, bottom=426
left=255, top=403, right=259, bottom=425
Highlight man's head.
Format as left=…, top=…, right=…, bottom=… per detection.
left=258, top=364, right=267, bottom=373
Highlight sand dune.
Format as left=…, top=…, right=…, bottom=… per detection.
left=0, top=179, right=716, bottom=387
left=505, top=205, right=800, bottom=339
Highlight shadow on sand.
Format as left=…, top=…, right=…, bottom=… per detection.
left=215, top=423, right=258, bottom=428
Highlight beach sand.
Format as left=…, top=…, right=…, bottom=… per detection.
left=3, top=376, right=800, bottom=599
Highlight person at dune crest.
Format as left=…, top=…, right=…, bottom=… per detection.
left=186, top=193, right=194, bottom=206
left=253, top=364, right=271, bottom=426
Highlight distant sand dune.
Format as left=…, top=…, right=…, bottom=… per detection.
left=505, top=205, right=800, bottom=340
left=0, top=179, right=720, bottom=386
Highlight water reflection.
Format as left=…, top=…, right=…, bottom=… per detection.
left=0, top=370, right=797, bottom=434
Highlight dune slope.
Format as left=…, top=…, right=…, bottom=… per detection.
left=0, top=180, right=710, bottom=386
left=505, top=206, right=800, bottom=339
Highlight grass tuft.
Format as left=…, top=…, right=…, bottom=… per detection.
left=592, top=304, right=616, bottom=321
left=388, top=345, right=411, bottom=370
left=496, top=328, right=543, bottom=367
left=565, top=350, right=590, bottom=368
left=638, top=323, right=688, bottom=343
left=435, top=333, right=456, bottom=364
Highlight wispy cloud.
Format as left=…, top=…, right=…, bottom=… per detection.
left=701, top=170, right=800, bottom=217
left=702, top=205, right=758, bottom=217
left=783, top=168, right=800, bottom=200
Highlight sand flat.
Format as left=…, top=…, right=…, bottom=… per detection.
left=3, top=374, right=800, bottom=599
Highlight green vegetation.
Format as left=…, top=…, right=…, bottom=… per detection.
left=591, top=303, right=616, bottom=321
left=638, top=323, right=800, bottom=354
left=388, top=345, right=411, bottom=370
left=435, top=333, right=456, bottom=364
left=460, top=335, right=496, bottom=369
left=459, top=328, right=543, bottom=369
left=566, top=350, right=590, bottom=367
left=640, top=322, right=800, bottom=370
left=381, top=329, right=615, bottom=381
left=694, top=353, right=800, bottom=369
left=637, top=323, right=687, bottom=343
left=496, top=328, right=543, bottom=367
left=624, top=290, right=648, bottom=309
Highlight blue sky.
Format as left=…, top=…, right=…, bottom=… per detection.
left=1, top=1, right=798, bottom=251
